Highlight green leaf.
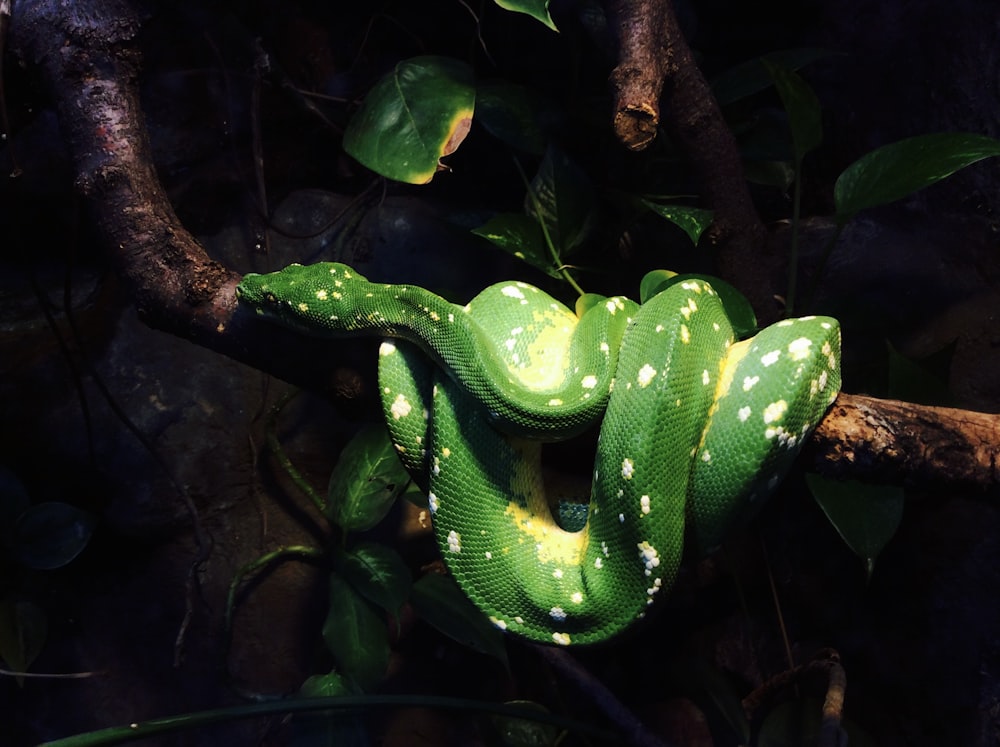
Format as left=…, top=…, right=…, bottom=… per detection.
left=494, top=0, right=557, bottom=31
left=475, top=82, right=547, bottom=154
left=834, top=132, right=1000, bottom=221
left=299, top=669, right=354, bottom=697
left=327, top=425, right=409, bottom=531
left=642, top=272, right=757, bottom=339
left=471, top=213, right=557, bottom=276
left=711, top=48, right=835, bottom=107
left=806, top=475, right=904, bottom=579
left=10, top=502, right=95, bottom=570
left=323, top=573, right=390, bottom=691
left=638, top=270, right=676, bottom=304
left=641, top=201, right=714, bottom=246
left=343, top=56, right=475, bottom=184
left=0, top=598, right=47, bottom=685
left=575, top=292, right=611, bottom=317
left=525, top=146, right=595, bottom=257
left=296, top=671, right=368, bottom=747
left=762, top=60, right=822, bottom=162
left=410, top=574, right=509, bottom=668
left=338, top=542, right=412, bottom=618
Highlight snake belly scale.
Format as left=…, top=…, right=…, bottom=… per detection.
left=236, top=262, right=841, bottom=645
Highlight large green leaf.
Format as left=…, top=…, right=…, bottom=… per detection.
left=641, top=200, right=714, bottom=246
left=471, top=212, right=557, bottom=276
left=494, top=0, right=556, bottom=30
left=343, top=56, right=475, bottom=184
left=323, top=574, right=390, bottom=691
left=834, top=132, right=1000, bottom=221
left=410, top=573, right=508, bottom=668
left=338, top=542, right=412, bottom=618
left=762, top=60, right=822, bottom=162
left=10, top=502, right=95, bottom=570
left=806, top=475, right=904, bottom=579
left=327, top=425, right=409, bottom=531
left=525, top=146, right=595, bottom=257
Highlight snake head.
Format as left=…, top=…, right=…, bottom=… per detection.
left=235, top=262, right=370, bottom=333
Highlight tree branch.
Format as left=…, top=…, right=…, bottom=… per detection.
left=9, top=0, right=1000, bottom=495
left=10, top=0, right=373, bottom=403
left=805, top=393, right=1000, bottom=491
left=606, top=0, right=775, bottom=318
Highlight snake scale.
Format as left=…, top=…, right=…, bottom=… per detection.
left=236, top=262, right=841, bottom=645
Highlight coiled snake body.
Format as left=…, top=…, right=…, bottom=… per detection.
left=237, top=263, right=841, bottom=645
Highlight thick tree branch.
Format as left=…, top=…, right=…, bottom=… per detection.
left=805, top=393, right=1000, bottom=492
left=606, top=0, right=775, bottom=318
left=8, top=0, right=1000, bottom=495
left=10, top=0, right=373, bottom=402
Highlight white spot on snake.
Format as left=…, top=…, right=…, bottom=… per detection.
left=379, top=341, right=396, bottom=356
left=818, top=370, right=829, bottom=391
left=505, top=338, right=516, bottom=351
left=297, top=302, right=309, bottom=312
left=514, top=616, right=524, bottom=624
left=485, top=551, right=492, bottom=560
left=448, top=313, right=455, bottom=323
left=553, top=568, right=564, bottom=579
left=571, top=592, right=583, bottom=604
left=581, top=374, right=598, bottom=389
left=548, top=398, right=563, bottom=406
left=428, top=493, right=438, bottom=514
left=390, top=394, right=412, bottom=419
left=442, top=447, right=451, bottom=457
left=619, top=513, right=625, bottom=523
left=640, top=495, right=651, bottom=515
left=701, top=450, right=711, bottom=463
left=622, top=458, right=635, bottom=480
left=315, top=289, right=328, bottom=301
left=680, top=324, right=691, bottom=343
left=432, top=457, right=441, bottom=476
left=788, top=337, right=813, bottom=361
left=776, top=319, right=794, bottom=327
left=743, top=375, right=760, bottom=391
left=601, top=542, right=610, bottom=557
left=637, top=364, right=657, bottom=387
left=822, top=321, right=832, bottom=329
left=738, top=406, right=752, bottom=422
left=502, top=285, right=525, bottom=299
left=594, top=557, right=603, bottom=569
left=638, top=541, right=660, bottom=576
left=549, top=607, right=567, bottom=622
left=713, top=322, right=721, bottom=331
left=763, top=400, right=788, bottom=424
left=681, top=281, right=700, bottom=291
left=552, top=632, right=571, bottom=646
left=702, top=369, right=711, bottom=385
left=489, top=616, right=507, bottom=630
left=761, top=349, right=781, bottom=366
left=447, top=530, right=461, bottom=553
left=655, top=324, right=664, bottom=333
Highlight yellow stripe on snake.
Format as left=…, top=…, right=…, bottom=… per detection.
left=236, top=263, right=841, bottom=645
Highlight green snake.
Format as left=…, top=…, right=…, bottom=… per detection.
left=236, top=262, right=841, bottom=645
